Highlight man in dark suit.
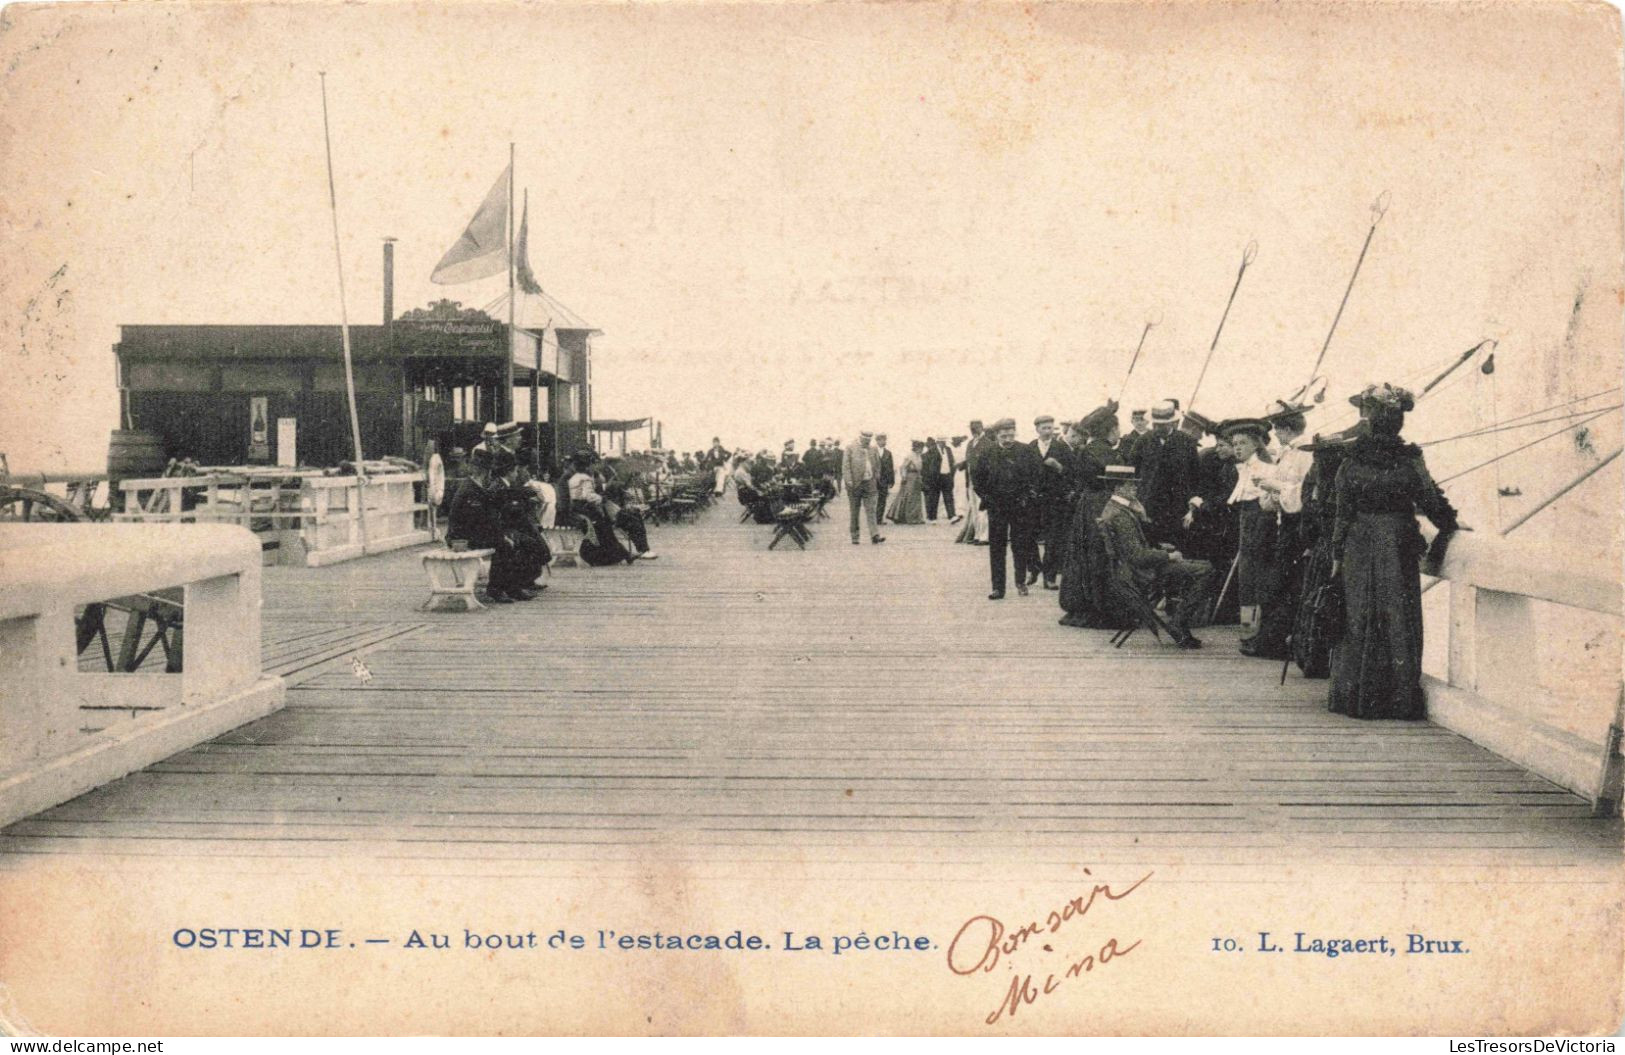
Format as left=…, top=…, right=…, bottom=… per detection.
left=1096, top=464, right=1212, bottom=648
left=873, top=433, right=896, bottom=521
left=799, top=439, right=823, bottom=477
left=972, top=418, right=1041, bottom=599
left=920, top=438, right=949, bottom=521
left=1029, top=414, right=1079, bottom=590
left=1133, top=399, right=1201, bottom=547
left=1118, top=409, right=1149, bottom=464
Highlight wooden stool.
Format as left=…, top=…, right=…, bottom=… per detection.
left=421, top=548, right=494, bottom=611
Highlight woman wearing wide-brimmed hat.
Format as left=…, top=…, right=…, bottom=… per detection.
left=1327, top=384, right=1460, bottom=720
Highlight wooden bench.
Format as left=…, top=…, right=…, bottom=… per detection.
left=421, top=548, right=494, bottom=612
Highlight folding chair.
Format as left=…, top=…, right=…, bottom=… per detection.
left=1106, top=581, right=1177, bottom=647
left=768, top=502, right=816, bottom=550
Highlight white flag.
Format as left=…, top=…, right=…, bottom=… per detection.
left=430, top=163, right=510, bottom=285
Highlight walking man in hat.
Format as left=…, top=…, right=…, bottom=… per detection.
left=843, top=430, right=885, bottom=545
left=972, top=418, right=1041, bottom=598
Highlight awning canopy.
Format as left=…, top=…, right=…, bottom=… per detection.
left=589, top=417, right=651, bottom=433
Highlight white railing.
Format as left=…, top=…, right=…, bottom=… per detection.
left=0, top=523, right=286, bottom=828
left=1421, top=525, right=1623, bottom=813
left=114, top=471, right=433, bottom=567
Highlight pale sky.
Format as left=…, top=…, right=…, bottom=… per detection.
left=2, top=1, right=1621, bottom=531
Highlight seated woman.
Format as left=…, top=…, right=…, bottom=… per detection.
left=1328, top=385, right=1459, bottom=720
left=566, top=451, right=657, bottom=565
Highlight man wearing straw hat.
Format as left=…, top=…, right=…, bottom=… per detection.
left=1134, top=399, right=1201, bottom=547
left=1096, top=463, right=1212, bottom=649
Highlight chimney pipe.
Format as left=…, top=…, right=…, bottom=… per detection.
left=382, top=237, right=397, bottom=325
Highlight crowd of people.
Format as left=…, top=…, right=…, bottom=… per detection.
left=439, top=422, right=661, bottom=603
left=437, top=385, right=1461, bottom=721
left=781, top=383, right=1458, bottom=721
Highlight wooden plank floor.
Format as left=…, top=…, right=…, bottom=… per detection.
left=6, top=500, right=1619, bottom=880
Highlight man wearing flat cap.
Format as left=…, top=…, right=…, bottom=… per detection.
left=873, top=433, right=896, bottom=523
left=1030, top=414, right=1079, bottom=590
left=1095, top=464, right=1212, bottom=648
left=842, top=430, right=885, bottom=545
left=972, top=418, right=1041, bottom=598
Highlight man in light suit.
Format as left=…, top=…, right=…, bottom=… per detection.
left=842, top=430, right=885, bottom=545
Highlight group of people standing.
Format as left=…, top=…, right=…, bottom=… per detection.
left=832, top=432, right=966, bottom=543
left=931, top=383, right=1460, bottom=720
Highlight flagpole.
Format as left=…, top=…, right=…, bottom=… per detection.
left=506, top=142, right=516, bottom=424
left=525, top=188, right=542, bottom=474
left=319, top=72, right=369, bottom=551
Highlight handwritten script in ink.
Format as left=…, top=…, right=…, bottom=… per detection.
left=946, top=870, right=1151, bottom=1026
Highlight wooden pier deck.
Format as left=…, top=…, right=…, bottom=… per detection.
left=3, top=502, right=1619, bottom=881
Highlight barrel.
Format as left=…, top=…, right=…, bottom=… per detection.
left=106, top=429, right=167, bottom=480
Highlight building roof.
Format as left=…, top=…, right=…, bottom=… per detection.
left=482, top=289, right=597, bottom=333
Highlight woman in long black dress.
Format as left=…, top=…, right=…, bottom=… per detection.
left=1327, top=385, right=1459, bottom=720
left=1058, top=403, right=1122, bottom=628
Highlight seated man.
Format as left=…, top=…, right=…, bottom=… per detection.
left=447, top=448, right=544, bottom=603
left=566, top=450, right=658, bottom=565
left=1096, top=464, right=1214, bottom=649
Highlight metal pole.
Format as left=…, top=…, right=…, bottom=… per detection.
left=319, top=72, right=369, bottom=551
left=1500, top=444, right=1620, bottom=535
left=1304, top=192, right=1389, bottom=390
left=506, top=142, right=516, bottom=423
left=1188, top=241, right=1257, bottom=410
left=1421, top=340, right=1494, bottom=398
left=1116, top=312, right=1160, bottom=406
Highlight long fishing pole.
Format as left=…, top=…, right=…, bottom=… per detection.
left=1316, top=340, right=1497, bottom=435
left=1303, top=192, right=1390, bottom=391
left=1469, top=384, right=1620, bottom=432
left=1421, top=443, right=1621, bottom=598
left=1116, top=311, right=1161, bottom=405
left=1437, top=405, right=1619, bottom=486
left=1188, top=240, right=1257, bottom=409
left=1421, top=404, right=1624, bottom=447
left=1421, top=339, right=1495, bottom=398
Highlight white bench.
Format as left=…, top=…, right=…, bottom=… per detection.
left=541, top=526, right=587, bottom=568
left=421, top=548, right=494, bottom=611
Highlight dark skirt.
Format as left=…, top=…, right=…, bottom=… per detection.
left=1328, top=512, right=1427, bottom=720
left=1234, top=501, right=1279, bottom=607
left=1292, top=535, right=1339, bottom=678
left=1058, top=488, right=1125, bottom=628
